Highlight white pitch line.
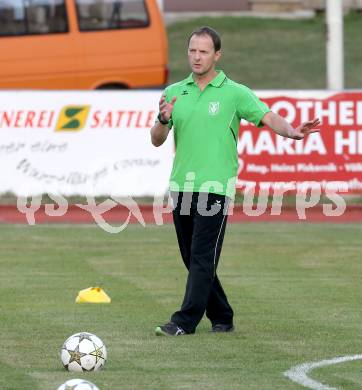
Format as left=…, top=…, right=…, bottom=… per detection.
left=284, top=354, right=362, bottom=390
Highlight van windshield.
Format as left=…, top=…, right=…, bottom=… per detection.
left=0, top=0, right=68, bottom=36
left=75, top=0, right=149, bottom=31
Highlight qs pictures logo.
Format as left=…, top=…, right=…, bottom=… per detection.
left=56, top=105, right=90, bottom=131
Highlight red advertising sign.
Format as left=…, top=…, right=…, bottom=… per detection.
left=237, top=91, right=362, bottom=193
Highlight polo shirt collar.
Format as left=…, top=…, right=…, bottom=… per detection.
left=183, top=70, right=226, bottom=87
left=210, top=70, right=226, bottom=87
left=184, top=73, right=195, bottom=85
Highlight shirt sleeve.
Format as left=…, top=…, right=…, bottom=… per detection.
left=236, top=86, right=270, bottom=128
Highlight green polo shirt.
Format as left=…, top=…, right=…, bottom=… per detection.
left=163, top=70, right=270, bottom=197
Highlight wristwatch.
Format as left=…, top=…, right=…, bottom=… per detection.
left=157, top=112, right=169, bottom=125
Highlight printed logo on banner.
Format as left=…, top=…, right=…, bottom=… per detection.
left=56, top=106, right=90, bottom=131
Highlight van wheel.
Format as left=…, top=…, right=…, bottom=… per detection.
left=96, top=83, right=128, bottom=90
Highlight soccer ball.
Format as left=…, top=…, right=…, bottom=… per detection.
left=61, top=332, right=107, bottom=372
left=57, top=378, right=100, bottom=390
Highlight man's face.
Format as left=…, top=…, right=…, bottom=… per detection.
left=188, top=34, right=221, bottom=76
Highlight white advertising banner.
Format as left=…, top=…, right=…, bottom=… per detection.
left=0, top=91, right=172, bottom=196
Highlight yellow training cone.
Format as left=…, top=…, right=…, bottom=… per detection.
left=75, top=287, right=111, bottom=303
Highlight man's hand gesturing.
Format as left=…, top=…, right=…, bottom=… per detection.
left=159, top=95, right=177, bottom=122
left=292, top=118, right=321, bottom=140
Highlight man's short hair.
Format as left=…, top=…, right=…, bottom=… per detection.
left=188, top=26, right=221, bottom=52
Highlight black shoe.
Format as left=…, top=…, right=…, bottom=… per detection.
left=211, top=323, right=234, bottom=333
left=155, top=321, right=186, bottom=336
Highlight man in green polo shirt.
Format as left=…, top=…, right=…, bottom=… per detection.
left=150, top=26, right=320, bottom=336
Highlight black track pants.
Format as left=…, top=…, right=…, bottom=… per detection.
left=170, top=192, right=234, bottom=334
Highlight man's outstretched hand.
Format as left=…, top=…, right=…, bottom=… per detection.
left=292, top=118, right=321, bottom=140
left=261, top=112, right=321, bottom=140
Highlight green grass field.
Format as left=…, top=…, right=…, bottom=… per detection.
left=1, top=222, right=362, bottom=389
left=168, top=13, right=362, bottom=89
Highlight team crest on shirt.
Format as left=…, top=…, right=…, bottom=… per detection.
left=208, top=101, right=220, bottom=116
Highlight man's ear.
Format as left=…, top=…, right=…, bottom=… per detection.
left=215, top=50, right=222, bottom=62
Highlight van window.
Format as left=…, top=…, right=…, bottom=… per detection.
left=0, top=0, right=68, bottom=36
left=75, top=0, right=149, bottom=31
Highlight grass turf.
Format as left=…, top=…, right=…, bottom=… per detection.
left=167, top=13, right=362, bottom=89
left=0, top=222, right=362, bottom=389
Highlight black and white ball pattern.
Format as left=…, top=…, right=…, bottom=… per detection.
left=61, top=332, right=107, bottom=372
left=57, top=378, right=100, bottom=390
